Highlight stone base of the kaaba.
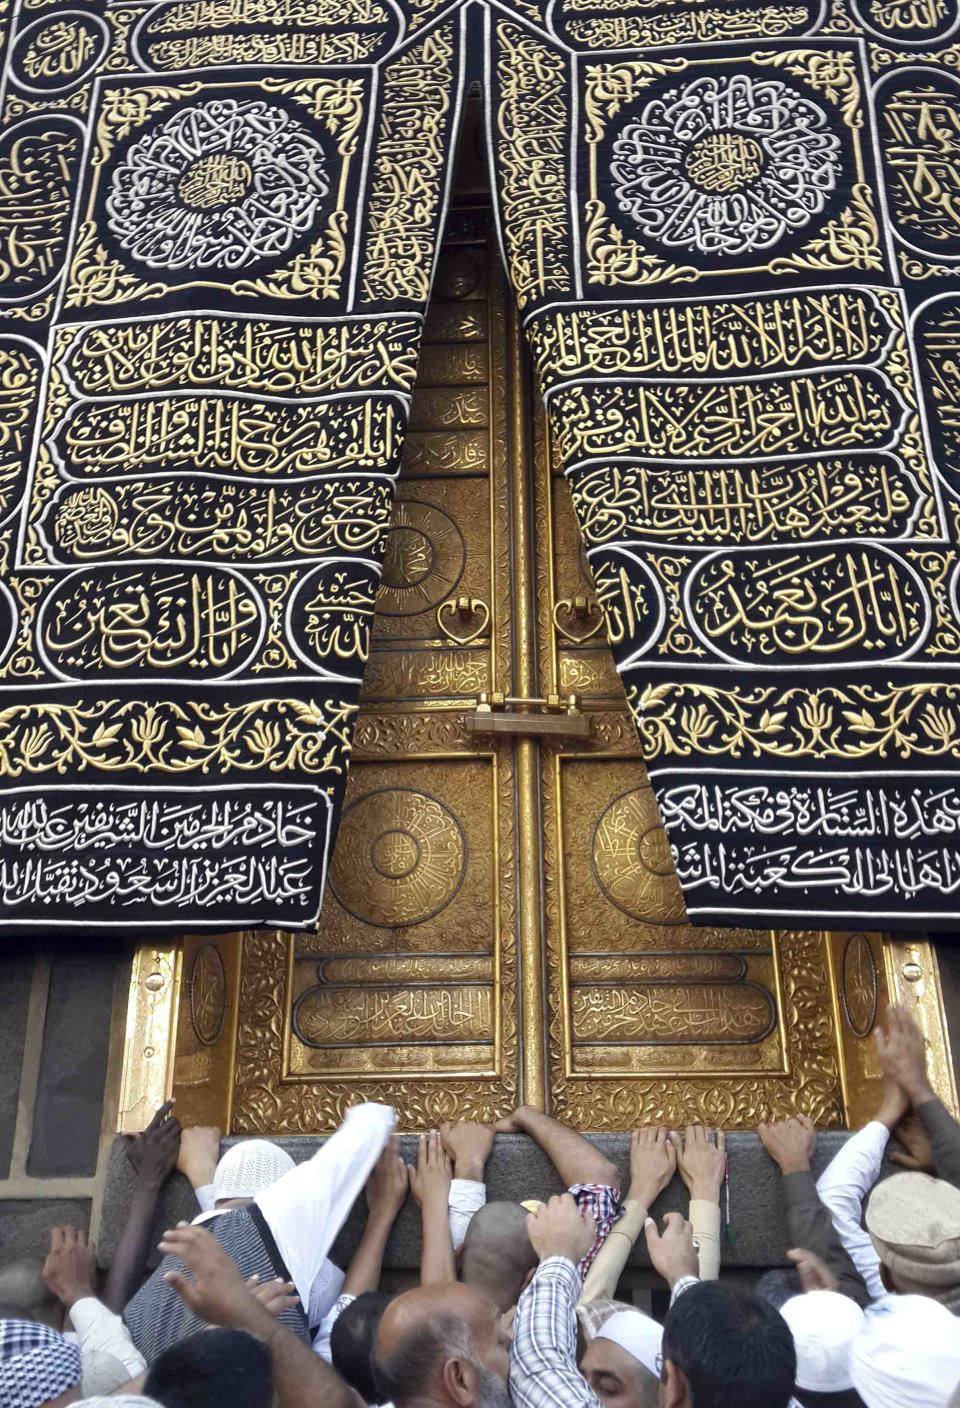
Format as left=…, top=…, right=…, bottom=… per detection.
left=99, top=1130, right=864, bottom=1288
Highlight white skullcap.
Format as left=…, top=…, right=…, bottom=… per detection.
left=779, top=1292, right=864, bottom=1392
left=595, top=1310, right=663, bottom=1376
left=850, top=1295, right=960, bottom=1408
left=213, top=1139, right=295, bottom=1202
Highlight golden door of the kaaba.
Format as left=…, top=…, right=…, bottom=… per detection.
left=120, top=104, right=956, bottom=1136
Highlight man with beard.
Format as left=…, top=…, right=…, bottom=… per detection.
left=372, top=1284, right=511, bottom=1408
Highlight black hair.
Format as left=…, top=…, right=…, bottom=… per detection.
left=144, top=1327, right=273, bottom=1408
left=754, top=1267, right=804, bottom=1310
left=662, top=1281, right=797, bottom=1408
left=331, top=1290, right=392, bottom=1404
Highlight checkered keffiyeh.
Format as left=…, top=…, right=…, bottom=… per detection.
left=0, top=1319, right=81, bottom=1408
left=570, top=1184, right=622, bottom=1275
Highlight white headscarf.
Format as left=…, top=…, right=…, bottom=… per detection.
left=779, top=1291, right=864, bottom=1392
left=850, top=1296, right=960, bottom=1408
left=595, top=1309, right=663, bottom=1377
left=212, top=1139, right=295, bottom=1202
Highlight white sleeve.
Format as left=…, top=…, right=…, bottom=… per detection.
left=69, top=1298, right=147, bottom=1378
left=194, top=1183, right=216, bottom=1213
left=256, top=1103, right=395, bottom=1316
left=313, top=1291, right=356, bottom=1363
left=815, top=1121, right=888, bottom=1302
left=448, top=1178, right=486, bottom=1250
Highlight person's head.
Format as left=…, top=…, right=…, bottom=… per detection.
left=849, top=1293, right=960, bottom=1408
left=865, top=1172, right=960, bottom=1301
left=660, top=1282, right=796, bottom=1408
left=579, top=1307, right=661, bottom=1408
left=331, top=1291, right=392, bottom=1404
left=754, top=1268, right=803, bottom=1310
left=0, top=1318, right=81, bottom=1408
left=373, top=1282, right=510, bottom=1408
left=211, top=1140, right=295, bottom=1209
left=460, top=1202, right=537, bottom=1312
left=0, top=1260, right=63, bottom=1330
left=779, top=1292, right=865, bottom=1408
left=143, top=1328, right=272, bottom=1408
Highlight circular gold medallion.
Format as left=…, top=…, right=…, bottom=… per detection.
left=592, top=785, right=686, bottom=923
left=330, top=788, right=466, bottom=927
left=190, top=943, right=226, bottom=1046
left=841, top=933, right=879, bottom=1038
left=377, top=501, right=466, bottom=617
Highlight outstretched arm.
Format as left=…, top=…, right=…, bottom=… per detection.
left=104, top=1101, right=181, bottom=1312
left=496, top=1106, right=620, bottom=1191
left=580, top=1127, right=675, bottom=1303
left=875, top=1003, right=960, bottom=1189
left=160, top=1223, right=364, bottom=1408
left=44, top=1226, right=147, bottom=1381
left=343, top=1138, right=408, bottom=1296
left=410, top=1132, right=456, bottom=1286
left=759, top=1116, right=870, bottom=1308
left=676, top=1126, right=725, bottom=1282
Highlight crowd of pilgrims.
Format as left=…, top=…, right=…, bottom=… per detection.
left=1, top=1003, right=959, bottom=1408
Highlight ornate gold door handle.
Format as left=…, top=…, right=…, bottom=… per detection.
left=437, top=595, right=491, bottom=645
left=552, top=595, right=604, bottom=644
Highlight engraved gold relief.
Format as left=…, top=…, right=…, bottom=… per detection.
left=329, top=787, right=466, bottom=927
left=123, top=116, right=957, bottom=1131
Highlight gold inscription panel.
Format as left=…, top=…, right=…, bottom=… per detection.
left=282, top=751, right=508, bottom=1084
left=555, top=756, right=790, bottom=1081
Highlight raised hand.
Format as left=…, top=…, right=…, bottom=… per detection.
left=124, top=1099, right=181, bottom=1189
left=676, top=1126, right=726, bottom=1202
left=527, top=1193, right=596, bottom=1265
left=787, top=1247, right=838, bottom=1294
left=628, top=1127, right=677, bottom=1208
left=644, top=1211, right=699, bottom=1289
left=246, top=1275, right=300, bottom=1319
left=890, top=1113, right=934, bottom=1171
left=439, top=1120, right=494, bottom=1181
left=366, top=1136, right=409, bottom=1222
left=409, top=1131, right=452, bottom=1209
left=176, top=1126, right=222, bottom=1190
left=874, top=1004, right=933, bottom=1106
left=43, top=1226, right=97, bottom=1310
left=758, top=1115, right=816, bottom=1175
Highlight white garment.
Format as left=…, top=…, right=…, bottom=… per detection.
left=449, top=1177, right=486, bottom=1250
left=256, top=1102, right=395, bottom=1329
left=69, top=1298, right=147, bottom=1387
left=194, top=1183, right=216, bottom=1214
left=314, top=1290, right=355, bottom=1362
left=816, top=1120, right=889, bottom=1302
left=851, top=1294, right=960, bottom=1408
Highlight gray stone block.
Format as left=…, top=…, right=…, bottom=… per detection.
left=0, top=1198, right=91, bottom=1262
left=99, top=1130, right=857, bottom=1273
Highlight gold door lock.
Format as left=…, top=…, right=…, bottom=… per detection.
left=466, top=691, right=592, bottom=738
left=437, top=596, right=490, bottom=645
left=552, top=595, right=604, bottom=645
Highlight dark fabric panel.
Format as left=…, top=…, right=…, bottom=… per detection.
left=27, top=952, right=115, bottom=1178
left=0, top=951, right=36, bottom=1178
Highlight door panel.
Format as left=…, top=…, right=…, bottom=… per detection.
left=130, top=111, right=956, bottom=1134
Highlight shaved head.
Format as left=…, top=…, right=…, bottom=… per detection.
left=374, top=1283, right=510, bottom=1408
left=461, top=1201, right=537, bottom=1312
